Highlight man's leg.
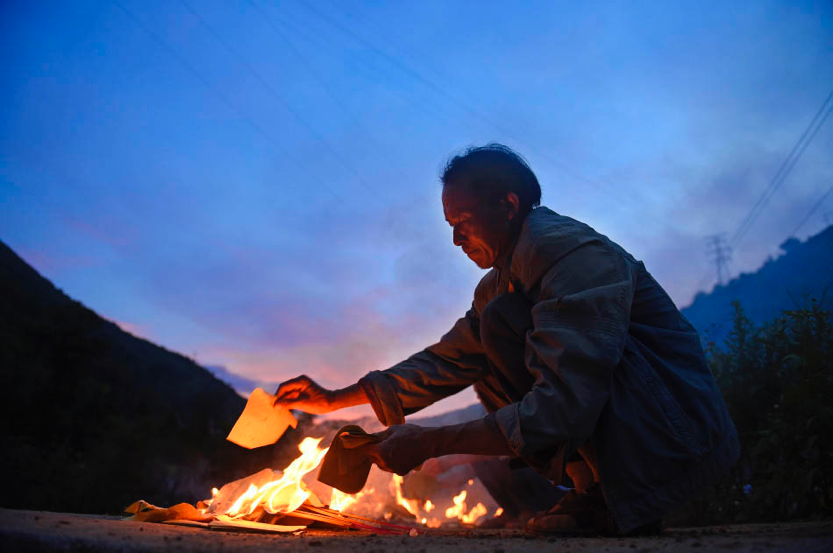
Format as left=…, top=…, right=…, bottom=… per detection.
left=469, top=293, right=568, bottom=525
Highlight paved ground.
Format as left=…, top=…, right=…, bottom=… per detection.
left=1, top=508, right=831, bottom=552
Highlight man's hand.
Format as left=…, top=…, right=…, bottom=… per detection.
left=273, top=375, right=333, bottom=414
left=274, top=377, right=369, bottom=414
left=367, top=424, right=434, bottom=475
left=368, top=417, right=514, bottom=476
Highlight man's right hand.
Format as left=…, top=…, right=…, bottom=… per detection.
left=273, top=375, right=334, bottom=414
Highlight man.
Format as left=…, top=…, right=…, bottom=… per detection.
left=275, top=144, right=739, bottom=534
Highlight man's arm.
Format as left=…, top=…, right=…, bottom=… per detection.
left=274, top=304, right=490, bottom=419
left=273, top=377, right=368, bottom=414
left=367, top=416, right=513, bottom=475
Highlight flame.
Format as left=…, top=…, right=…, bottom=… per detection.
left=461, top=502, right=487, bottom=524
left=219, top=437, right=329, bottom=518
left=391, top=474, right=420, bottom=517
left=425, top=518, right=442, bottom=528
left=423, top=499, right=434, bottom=513
left=494, top=506, right=504, bottom=517
left=445, top=490, right=467, bottom=519
left=330, top=488, right=367, bottom=513
left=444, top=489, right=487, bottom=525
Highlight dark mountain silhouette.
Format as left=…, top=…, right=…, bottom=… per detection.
left=682, top=225, right=833, bottom=345
left=0, top=241, right=312, bottom=515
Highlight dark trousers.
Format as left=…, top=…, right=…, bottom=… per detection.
left=472, top=293, right=598, bottom=513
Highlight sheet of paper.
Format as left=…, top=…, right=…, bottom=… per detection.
left=226, top=388, right=297, bottom=449
left=210, top=515, right=305, bottom=533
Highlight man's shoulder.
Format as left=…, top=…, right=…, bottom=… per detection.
left=512, top=207, right=631, bottom=286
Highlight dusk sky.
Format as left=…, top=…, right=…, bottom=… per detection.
left=2, top=1, right=831, bottom=418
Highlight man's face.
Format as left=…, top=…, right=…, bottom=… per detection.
left=442, top=184, right=514, bottom=269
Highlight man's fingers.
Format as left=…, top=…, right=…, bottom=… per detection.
left=274, top=375, right=313, bottom=403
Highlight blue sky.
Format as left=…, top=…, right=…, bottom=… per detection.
left=2, top=0, right=831, bottom=418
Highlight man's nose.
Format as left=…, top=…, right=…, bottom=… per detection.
left=453, top=227, right=464, bottom=246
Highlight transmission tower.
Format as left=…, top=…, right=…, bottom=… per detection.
left=705, top=233, right=733, bottom=286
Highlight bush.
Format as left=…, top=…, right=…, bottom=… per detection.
left=675, top=300, right=833, bottom=524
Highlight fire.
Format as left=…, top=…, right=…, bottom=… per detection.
left=423, top=499, right=434, bottom=513
left=444, top=490, right=487, bottom=525
left=330, top=488, right=369, bottom=513
left=494, top=506, right=504, bottom=517
left=391, top=474, right=420, bottom=517
left=214, top=437, right=329, bottom=519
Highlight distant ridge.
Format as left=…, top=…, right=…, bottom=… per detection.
left=0, top=240, right=309, bottom=514
left=682, top=225, right=833, bottom=345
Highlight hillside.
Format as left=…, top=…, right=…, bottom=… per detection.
left=682, top=225, right=833, bottom=345
left=0, top=241, right=310, bottom=515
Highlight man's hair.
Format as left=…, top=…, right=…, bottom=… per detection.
left=440, top=143, right=542, bottom=215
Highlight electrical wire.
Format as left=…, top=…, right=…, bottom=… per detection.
left=112, top=0, right=345, bottom=203
left=789, top=185, right=833, bottom=238
left=177, top=0, right=388, bottom=204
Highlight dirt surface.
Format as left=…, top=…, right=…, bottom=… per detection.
left=1, top=508, right=831, bottom=552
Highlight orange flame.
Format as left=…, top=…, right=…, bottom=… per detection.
left=390, top=474, right=420, bottom=517
left=444, top=489, right=487, bottom=525
left=217, top=437, right=329, bottom=518
left=330, top=488, right=368, bottom=513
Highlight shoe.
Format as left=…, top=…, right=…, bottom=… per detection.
left=525, top=484, right=615, bottom=535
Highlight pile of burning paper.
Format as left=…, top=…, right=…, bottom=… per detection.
left=124, top=388, right=493, bottom=535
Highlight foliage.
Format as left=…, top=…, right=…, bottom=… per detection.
left=674, top=299, right=833, bottom=524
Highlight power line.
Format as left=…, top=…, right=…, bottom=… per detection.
left=177, top=0, right=387, bottom=204
left=294, top=0, right=639, bottom=209
left=729, top=90, right=833, bottom=248
left=789, top=185, right=833, bottom=237
left=245, top=0, right=416, bottom=194
left=112, top=0, right=344, bottom=203
left=693, top=89, right=833, bottom=296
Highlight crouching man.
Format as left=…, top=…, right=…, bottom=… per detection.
left=275, top=144, right=739, bottom=534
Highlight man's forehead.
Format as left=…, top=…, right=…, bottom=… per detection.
left=442, top=185, right=478, bottom=213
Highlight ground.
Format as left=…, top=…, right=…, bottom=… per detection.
left=1, top=508, right=831, bottom=552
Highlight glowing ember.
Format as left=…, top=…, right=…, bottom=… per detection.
left=494, top=506, right=504, bottom=517
left=444, top=490, right=487, bottom=525
left=423, top=499, right=434, bottom=513
left=391, top=474, right=420, bottom=517
left=467, top=479, right=474, bottom=486
left=209, top=437, right=329, bottom=519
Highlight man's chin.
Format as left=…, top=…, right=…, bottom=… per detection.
left=467, top=253, right=492, bottom=269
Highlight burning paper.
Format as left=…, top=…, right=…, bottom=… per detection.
left=226, top=387, right=297, bottom=449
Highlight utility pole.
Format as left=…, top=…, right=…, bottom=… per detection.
left=705, top=233, right=732, bottom=286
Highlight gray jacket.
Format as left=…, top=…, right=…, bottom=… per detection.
left=359, top=207, right=739, bottom=531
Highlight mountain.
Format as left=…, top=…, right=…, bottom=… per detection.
left=681, top=225, right=833, bottom=345
left=0, top=241, right=311, bottom=515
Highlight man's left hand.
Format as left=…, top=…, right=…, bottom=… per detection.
left=367, top=424, right=434, bottom=476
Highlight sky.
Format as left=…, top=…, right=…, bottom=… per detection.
left=1, top=0, right=832, bottom=418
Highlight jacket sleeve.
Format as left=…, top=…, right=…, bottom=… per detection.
left=493, top=240, right=635, bottom=481
left=359, top=306, right=490, bottom=426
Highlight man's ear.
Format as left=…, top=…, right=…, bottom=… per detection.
left=502, top=192, right=520, bottom=221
